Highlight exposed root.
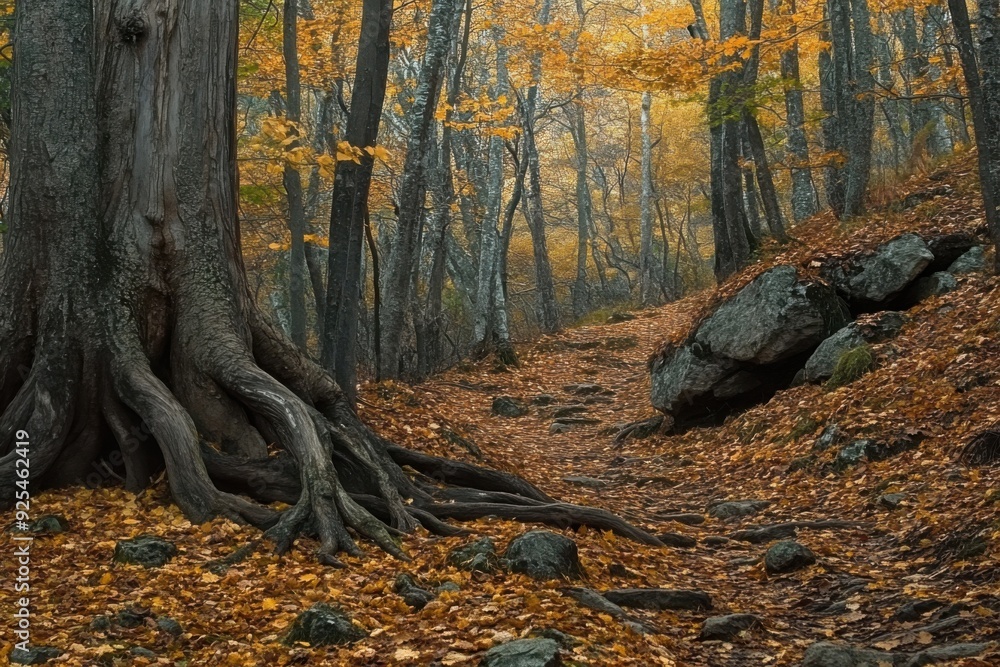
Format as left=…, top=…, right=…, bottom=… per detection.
left=959, top=422, right=1000, bottom=466
left=386, top=445, right=556, bottom=503
left=213, top=356, right=409, bottom=562
left=422, top=501, right=666, bottom=546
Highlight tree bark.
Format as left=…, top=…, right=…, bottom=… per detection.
left=779, top=0, right=819, bottom=221
left=322, top=0, right=393, bottom=402
left=381, top=0, right=458, bottom=377
left=282, top=0, right=308, bottom=349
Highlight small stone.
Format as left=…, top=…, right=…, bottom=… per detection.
left=504, top=531, right=582, bottom=580
left=603, top=588, right=712, bottom=611
left=703, top=536, right=730, bottom=546
left=130, top=647, right=157, bottom=659
left=548, top=423, right=572, bottom=434
left=764, top=540, right=816, bottom=574
left=436, top=581, right=461, bottom=593
left=551, top=405, right=588, bottom=418
left=531, top=394, right=557, bottom=406
left=156, top=616, right=183, bottom=636
left=607, top=563, right=629, bottom=578
left=801, top=641, right=896, bottom=667
left=562, top=383, right=608, bottom=396
left=9, top=646, right=62, bottom=665
left=115, top=607, right=151, bottom=629
left=529, top=628, right=580, bottom=647
left=658, top=532, right=697, bottom=548
left=562, top=476, right=606, bottom=488
left=29, top=515, right=69, bottom=534
left=492, top=396, right=528, bottom=418
left=813, top=424, right=844, bottom=452
left=447, top=537, right=501, bottom=573
left=661, top=513, right=705, bottom=526
left=707, top=499, right=770, bottom=520
left=480, top=638, right=561, bottom=667
left=394, top=574, right=435, bottom=610
left=281, top=602, right=366, bottom=646
left=113, top=535, right=177, bottom=568
left=699, top=613, right=763, bottom=641
left=89, top=615, right=112, bottom=632
left=879, top=493, right=906, bottom=509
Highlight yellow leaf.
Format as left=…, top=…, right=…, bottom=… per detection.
left=99, top=572, right=113, bottom=585
left=262, top=598, right=279, bottom=611
left=200, top=571, right=220, bottom=583
left=299, top=573, right=319, bottom=584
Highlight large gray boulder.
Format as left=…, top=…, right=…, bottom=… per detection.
left=823, top=234, right=934, bottom=304
left=113, top=535, right=176, bottom=568
left=650, top=345, right=740, bottom=413
left=694, top=266, right=850, bottom=364
left=802, top=642, right=900, bottom=667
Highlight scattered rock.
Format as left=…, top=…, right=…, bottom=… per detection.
left=115, top=607, right=152, bottom=629
left=492, top=396, right=528, bottom=418
left=9, top=646, right=63, bottom=665
left=156, top=617, right=183, bottom=636
left=89, top=615, right=112, bottom=632
left=823, top=233, right=934, bottom=305
left=699, top=613, right=763, bottom=640
left=703, top=536, right=730, bottom=546
left=730, top=524, right=798, bottom=543
left=907, top=643, right=992, bottom=666
left=448, top=537, right=501, bottom=573
left=582, top=395, right=615, bottom=405
left=802, top=327, right=865, bottom=383
left=879, top=493, right=906, bottom=510
left=480, top=638, right=561, bottom=667
left=891, top=598, right=943, bottom=623
left=504, top=531, right=582, bottom=580
left=436, top=581, right=461, bottom=594
left=764, top=540, right=816, bottom=574
left=833, top=439, right=884, bottom=470
left=29, top=515, right=69, bottom=534
left=281, top=602, right=367, bottom=647
left=661, top=513, right=705, bottom=526
left=562, top=476, right=606, bottom=488
left=607, top=563, right=629, bottom=578
left=552, top=416, right=601, bottom=426
left=603, top=588, right=712, bottom=611
left=551, top=405, right=588, bottom=418
left=908, top=272, right=958, bottom=301
left=113, top=535, right=177, bottom=568
left=707, top=499, right=770, bottom=521
left=801, top=641, right=898, bottom=667
left=548, top=423, right=572, bottom=434
left=563, top=383, right=609, bottom=396
left=532, top=394, right=557, bottom=406
left=130, top=647, right=158, bottom=659
left=562, top=587, right=646, bottom=629
left=947, top=246, right=985, bottom=274
left=394, top=574, right=435, bottom=610
left=813, top=424, right=845, bottom=452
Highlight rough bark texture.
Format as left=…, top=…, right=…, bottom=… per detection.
left=0, top=0, right=662, bottom=563
left=322, top=0, right=394, bottom=401
left=780, top=0, right=819, bottom=221
left=283, top=0, right=308, bottom=349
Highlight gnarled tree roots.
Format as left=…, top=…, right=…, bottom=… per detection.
left=0, top=314, right=664, bottom=564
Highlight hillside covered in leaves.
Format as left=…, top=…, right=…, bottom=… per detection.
left=3, top=152, right=998, bottom=666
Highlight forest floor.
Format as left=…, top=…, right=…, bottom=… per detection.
left=4, top=152, right=1000, bottom=666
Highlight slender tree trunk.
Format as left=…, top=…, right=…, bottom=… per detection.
left=380, top=0, right=458, bottom=377
left=322, top=0, right=393, bottom=402
left=639, top=90, right=657, bottom=304
left=779, top=0, right=818, bottom=221
left=472, top=27, right=516, bottom=363
left=282, top=0, right=308, bottom=349
left=571, top=100, right=593, bottom=317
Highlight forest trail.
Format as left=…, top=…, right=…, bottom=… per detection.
left=4, top=157, right=1000, bottom=666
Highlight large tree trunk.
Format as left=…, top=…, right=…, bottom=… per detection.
left=0, top=0, right=662, bottom=564
left=322, top=0, right=394, bottom=402
left=780, top=0, right=819, bottom=221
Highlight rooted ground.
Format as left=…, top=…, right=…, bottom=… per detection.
left=3, top=156, right=1000, bottom=665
